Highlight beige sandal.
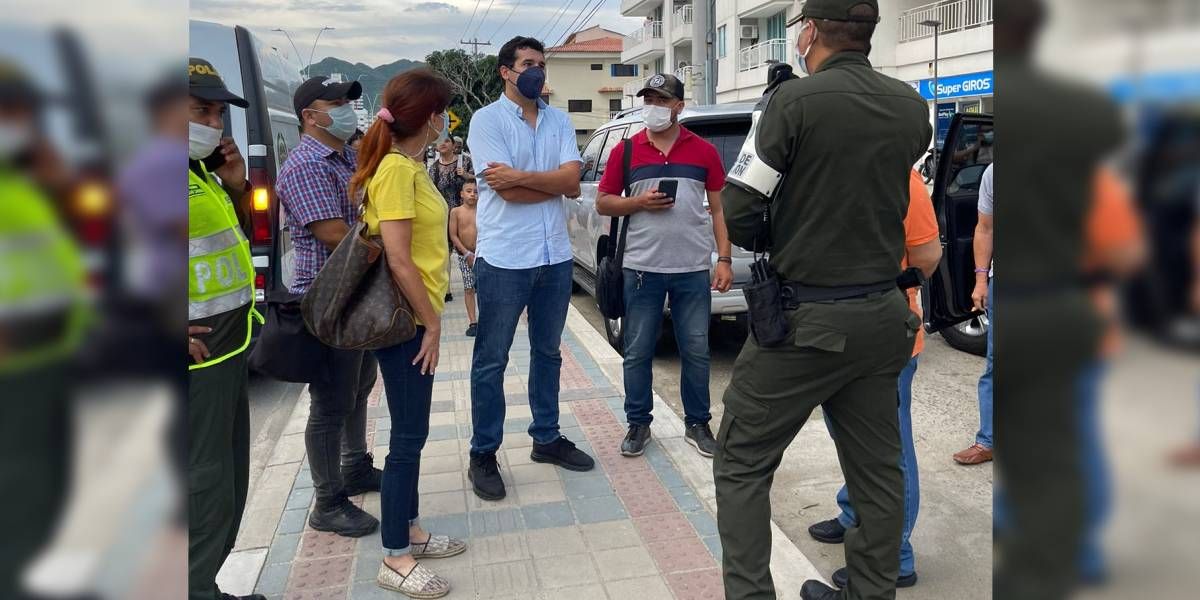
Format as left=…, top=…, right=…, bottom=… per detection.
left=411, top=534, right=467, bottom=559
left=376, top=561, right=450, bottom=599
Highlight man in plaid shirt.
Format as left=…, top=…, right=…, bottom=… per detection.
left=276, top=76, right=381, bottom=538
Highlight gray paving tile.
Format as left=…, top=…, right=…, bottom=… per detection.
left=470, top=508, right=526, bottom=537
left=354, top=550, right=382, bottom=582
left=503, top=417, right=533, bottom=434
left=430, top=400, right=455, bottom=413
left=558, top=414, right=578, bottom=428
left=277, top=508, right=307, bottom=535
left=703, top=534, right=723, bottom=562
left=349, top=581, right=394, bottom=600
left=563, top=475, right=615, bottom=500
left=421, top=513, right=470, bottom=541
left=285, top=486, right=314, bottom=511
left=521, top=501, right=575, bottom=529
left=570, top=495, right=627, bottom=524
left=650, top=460, right=687, bottom=489
left=668, top=485, right=704, bottom=512
left=605, top=397, right=624, bottom=411
left=294, top=469, right=313, bottom=490
left=427, top=424, right=460, bottom=441
left=687, top=510, right=719, bottom=537
left=265, top=532, right=301, bottom=565
left=557, top=426, right=583, bottom=442
left=457, top=423, right=474, bottom=439
left=254, top=562, right=291, bottom=595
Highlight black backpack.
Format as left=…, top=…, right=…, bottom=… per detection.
left=595, top=138, right=633, bottom=320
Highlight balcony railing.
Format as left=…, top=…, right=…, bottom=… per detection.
left=673, top=5, right=693, bottom=30
left=898, top=0, right=993, bottom=43
left=624, top=20, right=664, bottom=50
left=737, top=38, right=788, bottom=72
left=675, top=65, right=695, bottom=98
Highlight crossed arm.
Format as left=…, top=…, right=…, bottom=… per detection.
left=481, top=161, right=581, bottom=204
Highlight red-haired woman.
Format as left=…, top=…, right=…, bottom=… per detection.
left=349, top=68, right=465, bottom=598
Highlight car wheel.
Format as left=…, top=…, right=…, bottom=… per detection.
left=939, top=314, right=989, bottom=357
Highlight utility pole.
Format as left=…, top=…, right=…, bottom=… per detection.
left=460, top=38, right=492, bottom=57
left=691, top=0, right=708, bottom=104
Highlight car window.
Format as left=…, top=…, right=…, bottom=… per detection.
left=579, top=131, right=609, bottom=181
left=594, top=126, right=628, bottom=182
left=946, top=121, right=993, bottom=194
left=683, top=118, right=751, bottom=172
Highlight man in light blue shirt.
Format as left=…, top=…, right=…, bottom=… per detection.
left=466, top=36, right=593, bottom=501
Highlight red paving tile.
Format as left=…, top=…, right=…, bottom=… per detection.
left=665, top=568, right=725, bottom=600
left=647, top=536, right=718, bottom=574
left=581, top=421, right=627, bottom=439
left=633, top=512, right=699, bottom=542
left=296, top=530, right=358, bottom=560
left=621, top=486, right=680, bottom=518
left=609, top=469, right=667, bottom=497
left=284, top=555, right=353, bottom=594
left=282, top=586, right=349, bottom=600
left=588, top=434, right=626, bottom=457
left=598, top=453, right=654, bottom=475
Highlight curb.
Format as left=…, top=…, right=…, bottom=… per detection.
left=563, top=306, right=826, bottom=597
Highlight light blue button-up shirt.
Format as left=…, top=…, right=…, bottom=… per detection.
left=467, top=94, right=583, bottom=270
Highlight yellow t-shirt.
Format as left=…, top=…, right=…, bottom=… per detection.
left=362, top=152, right=449, bottom=319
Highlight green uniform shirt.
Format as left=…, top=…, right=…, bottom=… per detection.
left=725, top=52, right=932, bottom=287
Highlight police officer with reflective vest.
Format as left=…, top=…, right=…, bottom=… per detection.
left=715, top=2, right=931, bottom=599
left=0, top=60, right=90, bottom=600
left=186, top=57, right=266, bottom=600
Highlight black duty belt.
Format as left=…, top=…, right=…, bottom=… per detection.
left=780, top=280, right=897, bottom=309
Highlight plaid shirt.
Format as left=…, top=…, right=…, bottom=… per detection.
left=276, top=135, right=358, bottom=294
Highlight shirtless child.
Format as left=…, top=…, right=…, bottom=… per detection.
left=449, top=180, right=479, bottom=336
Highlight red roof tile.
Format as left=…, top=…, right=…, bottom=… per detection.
left=547, top=37, right=624, bottom=53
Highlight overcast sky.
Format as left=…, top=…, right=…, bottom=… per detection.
left=191, top=0, right=643, bottom=67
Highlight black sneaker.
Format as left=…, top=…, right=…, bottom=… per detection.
left=222, top=594, right=267, bottom=600
left=468, top=452, right=506, bottom=500
left=342, top=452, right=382, bottom=497
left=685, top=423, right=718, bottom=458
left=800, top=580, right=839, bottom=600
left=307, top=499, right=378, bottom=537
left=832, top=567, right=918, bottom=589
left=807, top=518, right=847, bottom=544
left=445, top=292, right=454, bottom=302
left=620, top=424, right=651, bottom=457
left=531, top=436, right=595, bottom=472
left=465, top=323, right=478, bottom=337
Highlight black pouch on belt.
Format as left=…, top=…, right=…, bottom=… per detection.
left=745, top=257, right=789, bottom=347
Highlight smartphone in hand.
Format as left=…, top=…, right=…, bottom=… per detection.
left=202, top=147, right=227, bottom=172
left=656, top=179, right=678, bottom=206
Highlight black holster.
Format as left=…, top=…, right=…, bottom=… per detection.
left=744, top=258, right=790, bottom=348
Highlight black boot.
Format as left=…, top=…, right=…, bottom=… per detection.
left=342, top=452, right=382, bottom=496
left=531, top=436, right=595, bottom=471
left=468, top=452, right=506, bottom=500
left=800, top=580, right=840, bottom=600
left=307, top=498, right=379, bottom=537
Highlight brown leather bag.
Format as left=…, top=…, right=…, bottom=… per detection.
left=301, top=209, right=417, bottom=350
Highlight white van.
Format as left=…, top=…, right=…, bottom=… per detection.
left=189, top=20, right=304, bottom=323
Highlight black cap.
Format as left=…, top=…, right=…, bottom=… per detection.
left=636, top=73, right=685, bottom=101
left=189, top=57, right=248, bottom=108
left=293, top=76, right=363, bottom=118
left=0, top=60, right=43, bottom=106
left=787, top=0, right=880, bottom=27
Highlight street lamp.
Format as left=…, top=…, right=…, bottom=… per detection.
left=919, top=18, right=942, bottom=174
left=272, top=27, right=334, bottom=77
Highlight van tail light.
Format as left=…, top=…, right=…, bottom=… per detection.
left=255, top=273, right=266, bottom=303
left=247, top=167, right=273, bottom=246
left=72, top=179, right=113, bottom=246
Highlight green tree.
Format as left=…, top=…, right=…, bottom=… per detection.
left=423, top=49, right=505, bottom=142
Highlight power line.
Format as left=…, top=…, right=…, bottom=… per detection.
left=487, top=0, right=523, bottom=43
left=459, top=0, right=485, bottom=45
left=547, top=0, right=591, bottom=47
left=468, top=0, right=499, bottom=41
left=548, top=0, right=605, bottom=52
left=535, top=0, right=576, bottom=41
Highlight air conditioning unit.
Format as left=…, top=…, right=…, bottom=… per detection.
left=740, top=25, right=759, bottom=39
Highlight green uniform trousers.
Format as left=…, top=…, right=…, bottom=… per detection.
left=715, top=290, right=918, bottom=600
left=189, top=352, right=251, bottom=600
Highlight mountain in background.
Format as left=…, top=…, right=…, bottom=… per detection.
left=306, top=56, right=426, bottom=109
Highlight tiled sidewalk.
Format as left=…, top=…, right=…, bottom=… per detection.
left=250, top=290, right=730, bottom=599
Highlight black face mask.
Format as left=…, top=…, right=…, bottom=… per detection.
left=508, top=66, right=546, bottom=100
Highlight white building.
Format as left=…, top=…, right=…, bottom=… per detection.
left=545, top=26, right=645, bottom=145
left=619, top=0, right=993, bottom=144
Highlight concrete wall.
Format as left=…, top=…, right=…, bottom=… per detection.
left=545, top=53, right=634, bottom=141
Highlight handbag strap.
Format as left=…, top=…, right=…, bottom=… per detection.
left=607, top=138, right=633, bottom=266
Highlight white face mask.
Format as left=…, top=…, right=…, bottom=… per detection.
left=310, top=104, right=359, bottom=141
left=189, top=121, right=223, bottom=160
left=643, top=104, right=676, bottom=133
left=0, top=122, right=33, bottom=161
left=796, top=22, right=817, bottom=76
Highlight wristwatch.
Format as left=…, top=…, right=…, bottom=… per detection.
left=717, top=256, right=733, bottom=264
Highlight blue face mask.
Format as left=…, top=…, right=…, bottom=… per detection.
left=510, top=66, right=546, bottom=100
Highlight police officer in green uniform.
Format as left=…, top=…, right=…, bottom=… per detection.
left=714, top=2, right=931, bottom=599
left=186, top=57, right=266, bottom=600
left=0, top=61, right=91, bottom=600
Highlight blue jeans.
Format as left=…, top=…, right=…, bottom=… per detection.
left=470, top=258, right=573, bottom=455
left=826, top=355, right=921, bottom=577
left=373, top=327, right=433, bottom=556
left=622, top=269, right=712, bottom=426
left=975, top=279, right=994, bottom=448
left=1077, top=360, right=1110, bottom=581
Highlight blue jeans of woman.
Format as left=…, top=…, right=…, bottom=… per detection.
left=373, top=326, right=433, bottom=556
